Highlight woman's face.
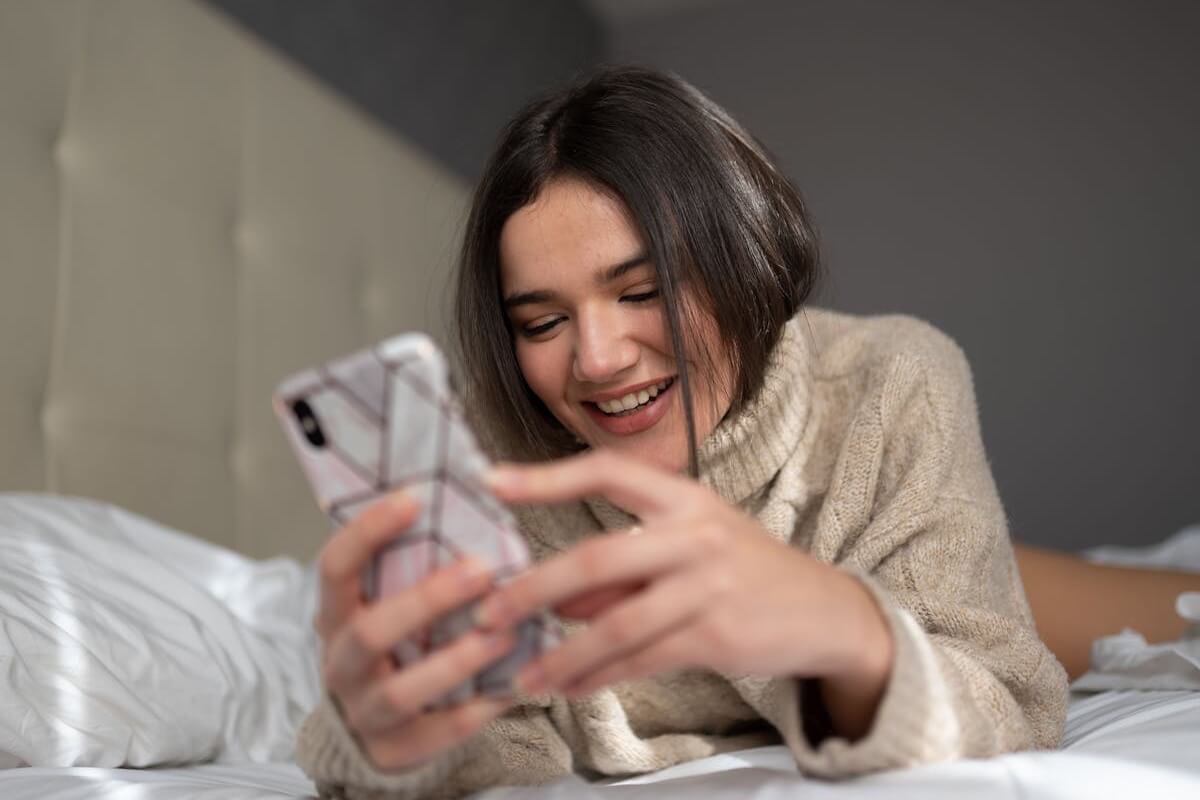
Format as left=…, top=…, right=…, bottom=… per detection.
left=499, top=177, right=733, bottom=473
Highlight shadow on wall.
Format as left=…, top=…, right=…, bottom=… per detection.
left=203, top=0, right=604, bottom=180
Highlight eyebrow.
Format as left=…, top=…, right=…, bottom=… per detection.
left=503, top=253, right=651, bottom=310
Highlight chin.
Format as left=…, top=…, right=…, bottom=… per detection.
left=583, top=429, right=689, bottom=474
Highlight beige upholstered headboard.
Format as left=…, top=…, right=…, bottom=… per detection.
left=0, top=0, right=469, bottom=559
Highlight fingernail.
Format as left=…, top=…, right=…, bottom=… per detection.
left=388, top=492, right=412, bottom=513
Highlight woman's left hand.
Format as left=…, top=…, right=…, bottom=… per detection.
left=475, top=450, right=893, bottom=704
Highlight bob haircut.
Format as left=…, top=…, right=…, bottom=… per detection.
left=454, top=65, right=820, bottom=475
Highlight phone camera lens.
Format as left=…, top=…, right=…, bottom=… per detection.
left=291, top=399, right=327, bottom=448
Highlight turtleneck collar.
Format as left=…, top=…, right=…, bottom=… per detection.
left=586, top=313, right=814, bottom=528
left=697, top=315, right=813, bottom=507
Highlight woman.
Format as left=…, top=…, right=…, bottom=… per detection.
left=296, top=66, right=1069, bottom=798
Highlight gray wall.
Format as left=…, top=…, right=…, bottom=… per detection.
left=610, top=0, right=1199, bottom=550
left=204, top=0, right=602, bottom=180
left=207, top=0, right=1197, bottom=551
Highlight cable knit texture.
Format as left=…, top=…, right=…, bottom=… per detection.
left=295, top=309, right=1069, bottom=798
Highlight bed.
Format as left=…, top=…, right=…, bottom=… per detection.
left=2, top=1, right=1198, bottom=798
left=2, top=495, right=1198, bottom=799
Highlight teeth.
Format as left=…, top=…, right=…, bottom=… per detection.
left=594, top=378, right=673, bottom=416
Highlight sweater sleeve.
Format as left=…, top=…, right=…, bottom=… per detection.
left=295, top=694, right=573, bottom=799
left=742, top=324, right=1068, bottom=777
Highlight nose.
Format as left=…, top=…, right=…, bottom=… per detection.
left=572, top=307, right=639, bottom=384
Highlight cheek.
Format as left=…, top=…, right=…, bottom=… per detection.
left=514, top=340, right=569, bottom=410
left=631, top=309, right=672, bottom=356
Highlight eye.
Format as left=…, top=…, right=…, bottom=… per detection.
left=620, top=288, right=660, bottom=304
left=519, top=316, right=564, bottom=339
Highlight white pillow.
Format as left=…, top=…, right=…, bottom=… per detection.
left=0, top=495, right=320, bottom=768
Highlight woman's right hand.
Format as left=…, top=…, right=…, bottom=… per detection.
left=315, top=492, right=517, bottom=771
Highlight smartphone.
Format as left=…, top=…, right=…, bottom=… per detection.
left=273, top=333, right=558, bottom=706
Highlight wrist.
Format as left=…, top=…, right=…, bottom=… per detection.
left=816, top=571, right=894, bottom=741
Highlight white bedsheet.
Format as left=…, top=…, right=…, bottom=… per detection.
left=3, top=691, right=1199, bottom=799
left=2, top=497, right=1198, bottom=798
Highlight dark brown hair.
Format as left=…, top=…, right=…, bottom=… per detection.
left=454, top=66, right=819, bottom=475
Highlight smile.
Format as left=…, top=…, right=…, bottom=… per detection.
left=594, top=377, right=675, bottom=416
left=581, top=376, right=677, bottom=436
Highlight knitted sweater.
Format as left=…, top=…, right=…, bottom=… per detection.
left=296, top=309, right=1069, bottom=799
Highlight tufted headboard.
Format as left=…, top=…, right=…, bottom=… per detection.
left=0, top=0, right=469, bottom=559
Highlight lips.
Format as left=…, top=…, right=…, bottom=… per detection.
left=593, top=377, right=675, bottom=415
left=582, top=376, right=677, bottom=436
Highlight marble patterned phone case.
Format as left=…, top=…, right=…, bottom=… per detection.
left=274, top=333, right=559, bottom=706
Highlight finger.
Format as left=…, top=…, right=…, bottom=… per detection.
left=325, top=557, right=493, bottom=692
left=346, top=629, right=516, bottom=735
left=316, top=493, right=420, bottom=639
left=486, top=450, right=699, bottom=518
left=515, top=570, right=701, bottom=694
left=555, top=582, right=645, bottom=620
left=476, top=527, right=694, bottom=629
left=360, top=696, right=510, bottom=772
left=562, top=624, right=697, bottom=698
